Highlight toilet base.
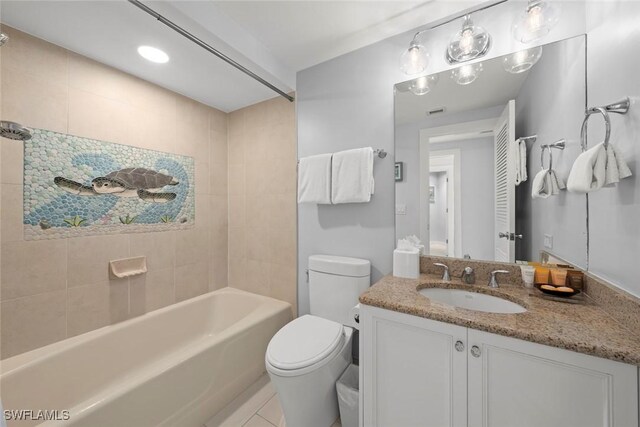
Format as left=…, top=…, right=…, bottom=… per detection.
left=266, top=327, right=353, bottom=427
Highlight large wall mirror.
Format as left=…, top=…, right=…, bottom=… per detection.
left=395, top=35, right=588, bottom=267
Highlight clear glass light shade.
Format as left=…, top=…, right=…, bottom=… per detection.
left=503, top=46, right=543, bottom=74
left=399, top=42, right=430, bottom=75
left=512, top=1, right=560, bottom=44
left=409, top=74, right=439, bottom=96
left=451, top=63, right=483, bottom=85
left=446, top=16, right=491, bottom=63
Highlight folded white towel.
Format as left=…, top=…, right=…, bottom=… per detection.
left=531, top=169, right=564, bottom=199
left=297, top=153, right=332, bottom=204
left=331, top=147, right=374, bottom=204
left=567, top=142, right=608, bottom=193
left=604, top=144, right=632, bottom=186
left=515, top=139, right=528, bottom=185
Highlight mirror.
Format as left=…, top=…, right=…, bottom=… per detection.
left=394, top=36, right=588, bottom=267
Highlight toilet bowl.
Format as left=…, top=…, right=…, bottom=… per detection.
left=265, top=255, right=370, bottom=427
left=266, top=315, right=353, bottom=427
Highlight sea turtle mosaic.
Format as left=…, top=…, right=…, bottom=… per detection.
left=54, top=167, right=178, bottom=203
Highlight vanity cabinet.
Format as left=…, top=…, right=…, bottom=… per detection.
left=360, top=305, right=638, bottom=427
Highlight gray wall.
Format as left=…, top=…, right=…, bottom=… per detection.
left=515, top=36, right=588, bottom=268
left=586, top=1, right=640, bottom=297
left=296, top=1, right=586, bottom=315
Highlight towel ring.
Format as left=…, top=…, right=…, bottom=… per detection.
left=580, top=106, right=611, bottom=152
left=540, top=145, right=553, bottom=171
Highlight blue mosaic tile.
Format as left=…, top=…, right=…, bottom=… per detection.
left=23, top=129, right=195, bottom=240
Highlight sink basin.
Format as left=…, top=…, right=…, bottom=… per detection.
left=419, top=288, right=526, bottom=314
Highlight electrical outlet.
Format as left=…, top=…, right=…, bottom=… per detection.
left=395, top=204, right=406, bottom=215
left=544, top=234, right=553, bottom=249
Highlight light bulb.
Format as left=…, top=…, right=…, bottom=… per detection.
left=400, top=41, right=430, bottom=75
left=503, top=46, right=543, bottom=74
left=512, top=0, right=560, bottom=44
left=409, top=74, right=439, bottom=96
left=527, top=5, right=544, bottom=33
left=451, top=63, right=483, bottom=85
left=459, top=29, right=475, bottom=55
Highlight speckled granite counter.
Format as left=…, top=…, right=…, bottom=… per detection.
left=359, top=274, right=640, bottom=366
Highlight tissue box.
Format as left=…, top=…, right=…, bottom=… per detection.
left=393, top=248, right=420, bottom=279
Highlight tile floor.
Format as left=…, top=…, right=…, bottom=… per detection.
left=204, top=374, right=342, bottom=427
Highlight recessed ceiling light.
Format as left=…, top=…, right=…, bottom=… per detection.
left=137, top=45, right=169, bottom=64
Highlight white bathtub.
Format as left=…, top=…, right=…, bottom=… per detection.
left=0, top=287, right=292, bottom=427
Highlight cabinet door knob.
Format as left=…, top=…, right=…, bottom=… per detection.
left=470, top=345, right=481, bottom=358
left=455, top=340, right=465, bottom=352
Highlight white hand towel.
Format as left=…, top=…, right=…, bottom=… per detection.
left=567, top=142, right=607, bottom=193
left=604, top=144, right=632, bottom=186
left=515, top=140, right=528, bottom=185
left=297, top=153, right=332, bottom=204
left=331, top=147, right=374, bottom=204
left=532, top=169, right=564, bottom=199
left=520, top=140, right=528, bottom=184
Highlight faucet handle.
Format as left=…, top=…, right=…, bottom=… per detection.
left=433, top=263, right=450, bottom=281
left=488, top=270, right=510, bottom=288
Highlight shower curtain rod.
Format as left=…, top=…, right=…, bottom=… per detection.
left=128, top=0, right=294, bottom=102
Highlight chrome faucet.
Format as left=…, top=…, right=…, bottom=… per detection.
left=461, top=267, right=475, bottom=284
left=433, top=263, right=450, bottom=281
left=488, top=270, right=510, bottom=288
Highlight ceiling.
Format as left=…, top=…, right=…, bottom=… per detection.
left=0, top=0, right=479, bottom=112
left=395, top=54, right=531, bottom=125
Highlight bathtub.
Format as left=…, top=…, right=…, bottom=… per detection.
left=0, top=287, right=292, bottom=427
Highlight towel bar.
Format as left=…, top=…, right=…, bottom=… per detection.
left=580, top=97, right=631, bottom=151
left=540, top=139, right=566, bottom=171
left=297, top=148, right=387, bottom=164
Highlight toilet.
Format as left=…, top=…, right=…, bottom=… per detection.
left=265, top=255, right=371, bottom=427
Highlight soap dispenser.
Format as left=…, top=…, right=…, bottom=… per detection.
left=461, top=267, right=475, bottom=284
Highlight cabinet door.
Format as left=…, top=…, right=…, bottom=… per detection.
left=361, top=306, right=468, bottom=427
left=467, top=329, right=638, bottom=427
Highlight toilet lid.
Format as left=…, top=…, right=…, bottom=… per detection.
left=267, top=315, right=344, bottom=371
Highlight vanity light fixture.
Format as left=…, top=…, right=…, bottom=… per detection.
left=451, top=63, right=483, bottom=86
left=512, top=0, right=560, bottom=44
left=502, top=46, right=543, bottom=74
left=446, top=15, right=491, bottom=64
left=409, top=74, right=439, bottom=96
left=137, top=45, right=169, bottom=63
left=399, top=39, right=430, bottom=75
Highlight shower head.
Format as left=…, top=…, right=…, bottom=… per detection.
left=0, top=121, right=32, bottom=141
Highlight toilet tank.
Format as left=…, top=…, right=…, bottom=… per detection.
left=308, top=255, right=371, bottom=326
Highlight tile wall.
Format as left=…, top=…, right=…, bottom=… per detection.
left=227, top=97, right=297, bottom=315
left=0, top=26, right=233, bottom=358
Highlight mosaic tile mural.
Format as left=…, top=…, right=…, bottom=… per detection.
left=24, top=129, right=195, bottom=240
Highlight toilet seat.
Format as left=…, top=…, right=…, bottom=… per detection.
left=266, top=315, right=345, bottom=375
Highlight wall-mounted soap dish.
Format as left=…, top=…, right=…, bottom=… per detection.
left=110, top=256, right=147, bottom=279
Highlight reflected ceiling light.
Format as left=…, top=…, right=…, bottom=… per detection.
left=399, top=39, right=430, bottom=75
left=409, top=74, right=439, bottom=96
left=451, top=63, right=483, bottom=85
left=446, top=15, right=491, bottom=64
left=503, top=46, right=543, bottom=74
left=137, top=45, right=169, bottom=63
left=512, top=0, right=560, bottom=44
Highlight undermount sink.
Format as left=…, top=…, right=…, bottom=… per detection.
left=419, top=288, right=527, bottom=314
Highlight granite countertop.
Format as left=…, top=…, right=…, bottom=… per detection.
left=359, top=274, right=640, bottom=366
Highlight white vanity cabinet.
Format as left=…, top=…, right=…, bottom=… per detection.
left=360, top=305, right=639, bottom=427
